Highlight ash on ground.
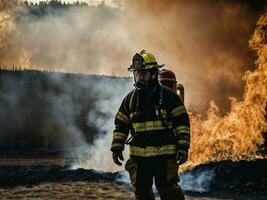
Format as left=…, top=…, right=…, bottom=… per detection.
left=0, top=156, right=266, bottom=199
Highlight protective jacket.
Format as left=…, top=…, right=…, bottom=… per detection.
left=111, top=82, right=190, bottom=162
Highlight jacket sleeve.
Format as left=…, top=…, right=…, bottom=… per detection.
left=168, top=93, right=190, bottom=158
left=110, top=96, right=131, bottom=152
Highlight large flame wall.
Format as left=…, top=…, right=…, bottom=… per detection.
left=187, top=13, right=267, bottom=168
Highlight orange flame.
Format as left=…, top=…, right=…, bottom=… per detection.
left=0, top=0, right=18, bottom=48
left=183, top=12, right=267, bottom=170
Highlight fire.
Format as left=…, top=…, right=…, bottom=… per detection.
left=184, top=12, right=267, bottom=169
left=0, top=0, right=18, bottom=48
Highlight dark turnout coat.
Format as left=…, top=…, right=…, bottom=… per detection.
left=111, top=82, right=190, bottom=162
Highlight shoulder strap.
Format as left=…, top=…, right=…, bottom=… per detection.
left=129, top=88, right=139, bottom=113
left=123, top=89, right=136, bottom=116
left=157, top=86, right=177, bottom=139
left=157, top=86, right=173, bottom=129
left=125, top=89, right=137, bottom=145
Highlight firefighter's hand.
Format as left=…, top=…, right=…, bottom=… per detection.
left=177, top=153, right=188, bottom=165
left=112, top=151, right=124, bottom=166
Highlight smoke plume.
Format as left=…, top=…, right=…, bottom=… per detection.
left=0, top=0, right=18, bottom=48
left=0, top=0, right=266, bottom=112
left=0, top=69, right=132, bottom=163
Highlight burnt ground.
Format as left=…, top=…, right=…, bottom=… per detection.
left=183, top=159, right=267, bottom=199
left=0, top=164, right=120, bottom=187
left=0, top=156, right=266, bottom=200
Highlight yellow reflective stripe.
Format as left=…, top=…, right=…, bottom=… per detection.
left=175, top=126, right=190, bottom=134
left=116, top=111, right=130, bottom=124
left=130, top=145, right=177, bottom=157
left=111, top=143, right=124, bottom=149
left=170, top=105, right=187, bottom=117
left=113, top=132, right=128, bottom=140
left=132, top=120, right=172, bottom=132
left=177, top=140, right=190, bottom=145
left=160, top=109, right=167, bottom=118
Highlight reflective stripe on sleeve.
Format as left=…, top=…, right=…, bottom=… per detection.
left=170, top=105, right=187, bottom=117
left=113, top=132, right=128, bottom=141
left=160, top=109, right=167, bottom=118
left=115, top=111, right=130, bottom=124
left=175, top=125, right=190, bottom=134
left=111, top=143, right=124, bottom=149
left=177, top=140, right=190, bottom=145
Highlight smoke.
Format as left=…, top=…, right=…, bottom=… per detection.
left=71, top=76, right=132, bottom=172
left=0, top=4, right=129, bottom=73
left=0, top=0, right=265, bottom=113
left=0, top=0, right=18, bottom=48
left=114, top=169, right=215, bottom=193
left=180, top=169, right=215, bottom=193
left=0, top=69, right=132, bottom=160
left=124, top=0, right=266, bottom=113
left=110, top=168, right=215, bottom=194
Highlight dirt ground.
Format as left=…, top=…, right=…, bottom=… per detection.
left=0, top=158, right=265, bottom=200
left=0, top=181, right=230, bottom=200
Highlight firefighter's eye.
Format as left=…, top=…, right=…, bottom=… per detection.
left=134, top=71, right=150, bottom=81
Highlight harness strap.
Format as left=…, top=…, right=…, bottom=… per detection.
left=125, top=89, right=137, bottom=144
left=156, top=86, right=177, bottom=140
left=125, top=86, right=176, bottom=145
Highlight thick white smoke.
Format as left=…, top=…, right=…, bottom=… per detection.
left=114, top=168, right=215, bottom=193
left=71, top=77, right=133, bottom=172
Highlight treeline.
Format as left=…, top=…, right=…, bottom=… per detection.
left=18, top=0, right=116, bottom=18
left=0, top=66, right=118, bottom=78
left=23, top=0, right=89, bottom=8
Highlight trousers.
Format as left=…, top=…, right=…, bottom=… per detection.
left=125, top=158, right=185, bottom=200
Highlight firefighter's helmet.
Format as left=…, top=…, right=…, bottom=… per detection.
left=128, top=50, right=164, bottom=71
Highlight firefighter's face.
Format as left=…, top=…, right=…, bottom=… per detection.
left=134, top=70, right=151, bottom=82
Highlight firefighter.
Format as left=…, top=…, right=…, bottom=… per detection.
left=111, top=50, right=190, bottom=200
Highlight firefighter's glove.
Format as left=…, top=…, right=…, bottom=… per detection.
left=112, top=150, right=124, bottom=166
left=177, top=153, right=188, bottom=165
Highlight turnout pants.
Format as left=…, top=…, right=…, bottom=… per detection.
left=125, top=159, right=185, bottom=200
